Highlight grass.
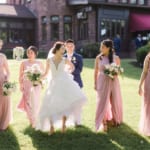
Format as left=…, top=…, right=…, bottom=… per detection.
left=0, top=58, right=150, bottom=150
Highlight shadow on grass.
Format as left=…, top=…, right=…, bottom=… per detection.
left=24, top=124, right=150, bottom=150
left=0, top=127, right=20, bottom=150
left=107, top=123, right=150, bottom=150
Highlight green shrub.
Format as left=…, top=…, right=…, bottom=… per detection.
left=136, top=44, right=150, bottom=65
left=22, top=50, right=48, bottom=59
left=2, top=49, right=13, bottom=59
left=3, top=49, right=48, bottom=59
left=37, top=51, right=48, bottom=58
left=78, top=43, right=100, bottom=58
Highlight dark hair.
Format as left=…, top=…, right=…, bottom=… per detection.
left=52, top=41, right=64, bottom=54
left=65, top=39, right=74, bottom=44
left=27, top=46, right=38, bottom=56
left=101, top=39, right=114, bottom=64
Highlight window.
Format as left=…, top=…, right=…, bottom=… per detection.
left=41, top=16, right=47, bottom=41
left=9, top=22, right=23, bottom=29
left=0, top=30, right=7, bottom=42
left=26, top=0, right=31, bottom=3
left=100, top=19, right=111, bottom=38
left=100, top=19, right=125, bottom=40
left=26, top=23, right=34, bottom=29
left=120, top=0, right=127, bottom=3
left=78, top=20, right=88, bottom=40
left=50, top=16, right=59, bottom=41
left=108, top=0, right=119, bottom=2
left=138, top=0, right=144, bottom=5
left=0, top=21, right=7, bottom=28
left=9, top=30, right=23, bottom=43
left=129, top=0, right=137, bottom=4
left=64, top=16, right=72, bottom=40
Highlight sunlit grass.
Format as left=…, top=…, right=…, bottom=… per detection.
left=0, top=58, right=150, bottom=150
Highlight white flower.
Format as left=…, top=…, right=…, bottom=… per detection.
left=104, top=63, right=124, bottom=80
left=13, top=46, right=25, bottom=60
left=72, top=57, right=76, bottom=63
left=24, top=64, right=43, bottom=86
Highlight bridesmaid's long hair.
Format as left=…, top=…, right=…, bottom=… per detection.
left=101, top=39, right=114, bottom=64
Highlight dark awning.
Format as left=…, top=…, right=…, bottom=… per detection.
left=0, top=4, right=36, bottom=19
left=129, top=12, right=150, bottom=32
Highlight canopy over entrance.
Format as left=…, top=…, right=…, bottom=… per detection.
left=130, top=12, right=150, bottom=32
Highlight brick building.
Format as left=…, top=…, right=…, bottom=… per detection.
left=1, top=0, right=150, bottom=57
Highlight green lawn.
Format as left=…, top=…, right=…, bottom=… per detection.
left=0, top=58, right=150, bottom=150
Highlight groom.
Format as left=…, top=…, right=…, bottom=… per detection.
left=65, top=39, right=83, bottom=126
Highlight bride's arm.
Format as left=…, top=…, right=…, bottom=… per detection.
left=65, top=59, right=75, bottom=73
left=41, top=58, right=50, bottom=79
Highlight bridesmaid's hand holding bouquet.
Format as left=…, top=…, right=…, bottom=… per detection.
left=104, top=63, right=124, bottom=79
left=24, top=64, right=43, bottom=86
left=2, top=81, right=16, bottom=96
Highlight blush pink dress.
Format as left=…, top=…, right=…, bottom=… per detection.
left=17, top=60, right=43, bottom=128
left=95, top=55, right=123, bottom=131
left=139, top=55, right=150, bottom=136
left=0, top=53, right=11, bottom=130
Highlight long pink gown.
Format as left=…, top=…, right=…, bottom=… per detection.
left=139, top=55, right=150, bottom=136
left=17, top=60, right=42, bottom=128
left=95, top=55, right=123, bottom=131
left=0, top=53, right=11, bottom=130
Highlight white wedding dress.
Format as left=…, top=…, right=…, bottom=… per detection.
left=36, top=58, right=87, bottom=131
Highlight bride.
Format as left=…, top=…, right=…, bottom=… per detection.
left=36, top=41, right=87, bottom=135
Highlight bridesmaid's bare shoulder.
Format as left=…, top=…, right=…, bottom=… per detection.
left=20, top=59, right=28, bottom=66
left=0, top=53, right=7, bottom=59
left=147, top=52, right=150, bottom=58
left=96, top=53, right=103, bottom=61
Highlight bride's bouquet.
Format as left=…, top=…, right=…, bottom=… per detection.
left=104, top=63, right=124, bottom=79
left=24, top=64, right=43, bottom=86
left=2, top=81, right=16, bottom=96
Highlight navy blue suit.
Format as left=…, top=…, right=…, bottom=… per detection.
left=64, top=52, right=83, bottom=88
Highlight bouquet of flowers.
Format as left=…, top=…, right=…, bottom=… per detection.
left=24, top=64, right=43, bottom=86
left=13, top=46, right=24, bottom=60
left=2, top=81, right=16, bottom=96
left=104, top=63, right=124, bottom=79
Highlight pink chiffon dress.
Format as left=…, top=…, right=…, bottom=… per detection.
left=17, top=60, right=43, bottom=128
left=0, top=53, right=12, bottom=130
left=139, top=55, right=150, bottom=136
left=95, top=55, right=123, bottom=131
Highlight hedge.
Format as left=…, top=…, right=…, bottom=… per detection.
left=136, top=43, right=150, bottom=65
left=2, top=50, right=48, bottom=59
left=77, top=43, right=100, bottom=58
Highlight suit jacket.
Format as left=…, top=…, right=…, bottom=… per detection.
left=64, top=52, right=83, bottom=88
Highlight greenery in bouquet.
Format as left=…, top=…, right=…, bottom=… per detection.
left=104, top=63, right=124, bottom=79
left=24, top=64, right=43, bottom=86
left=2, top=81, right=17, bottom=96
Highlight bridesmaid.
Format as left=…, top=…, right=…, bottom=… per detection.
left=94, top=39, right=123, bottom=132
left=138, top=52, right=150, bottom=136
left=17, top=46, right=44, bottom=128
left=0, top=39, right=12, bottom=131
